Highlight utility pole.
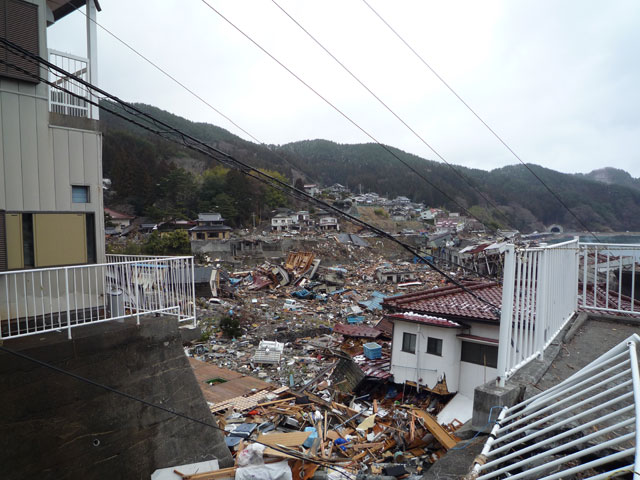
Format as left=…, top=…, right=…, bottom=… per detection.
left=251, top=212, right=256, bottom=229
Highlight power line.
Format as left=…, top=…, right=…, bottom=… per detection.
left=359, top=0, right=601, bottom=241
left=269, top=0, right=516, bottom=231
left=197, top=0, right=500, bottom=235
left=0, top=345, right=355, bottom=480
left=0, top=38, right=502, bottom=310
left=57, top=1, right=324, bottom=188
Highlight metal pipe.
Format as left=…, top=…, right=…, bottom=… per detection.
left=481, top=418, right=634, bottom=478
left=491, top=391, right=633, bottom=453
left=481, top=405, right=634, bottom=470
left=627, top=340, right=640, bottom=480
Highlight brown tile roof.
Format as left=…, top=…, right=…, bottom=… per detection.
left=333, top=323, right=382, bottom=339
left=382, top=281, right=502, bottom=323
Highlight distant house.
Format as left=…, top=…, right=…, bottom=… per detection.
left=294, top=210, right=311, bottom=227
left=104, top=208, right=135, bottom=233
left=271, top=212, right=296, bottom=232
left=316, top=211, right=339, bottom=231
left=375, top=269, right=416, bottom=284
left=383, top=281, right=501, bottom=399
left=303, top=184, right=320, bottom=197
left=327, top=183, right=350, bottom=194
left=393, top=196, right=411, bottom=205
left=189, top=213, right=232, bottom=240
left=420, top=208, right=443, bottom=221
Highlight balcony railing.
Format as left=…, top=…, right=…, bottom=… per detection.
left=579, top=242, right=640, bottom=316
left=48, top=49, right=90, bottom=118
left=0, top=255, right=195, bottom=340
left=497, top=239, right=579, bottom=385
left=497, top=240, right=640, bottom=385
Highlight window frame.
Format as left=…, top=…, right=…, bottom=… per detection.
left=426, top=337, right=443, bottom=357
left=401, top=332, right=416, bottom=354
left=71, top=185, right=90, bottom=204
left=461, top=340, right=498, bottom=368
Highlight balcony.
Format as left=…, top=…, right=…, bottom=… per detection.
left=0, top=255, right=195, bottom=339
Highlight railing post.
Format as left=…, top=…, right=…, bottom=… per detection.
left=191, top=257, right=196, bottom=327
left=536, top=247, right=549, bottom=360
left=134, top=263, right=140, bottom=326
left=497, top=244, right=516, bottom=386
left=65, top=268, right=72, bottom=339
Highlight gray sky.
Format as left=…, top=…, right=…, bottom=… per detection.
left=48, top=1, right=640, bottom=177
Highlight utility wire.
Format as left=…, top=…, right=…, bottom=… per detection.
left=359, top=0, right=601, bottom=241
left=0, top=345, right=355, bottom=480
left=0, top=38, right=502, bottom=309
left=270, top=0, right=515, bottom=231
left=56, top=0, right=324, bottom=188
left=198, top=0, right=500, bottom=235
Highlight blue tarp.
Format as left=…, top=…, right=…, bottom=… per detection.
left=292, top=289, right=314, bottom=299
left=328, top=288, right=349, bottom=296
left=347, top=315, right=364, bottom=324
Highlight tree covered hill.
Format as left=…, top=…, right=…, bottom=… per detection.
left=99, top=101, right=640, bottom=232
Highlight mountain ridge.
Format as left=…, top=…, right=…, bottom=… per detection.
left=100, top=101, right=640, bottom=232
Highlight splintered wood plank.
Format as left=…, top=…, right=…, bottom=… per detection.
left=411, top=409, right=458, bottom=450
left=257, top=431, right=312, bottom=447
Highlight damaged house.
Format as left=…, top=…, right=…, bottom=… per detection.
left=189, top=212, right=232, bottom=240
left=383, top=281, right=502, bottom=399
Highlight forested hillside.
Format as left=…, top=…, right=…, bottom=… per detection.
left=99, top=102, right=640, bottom=232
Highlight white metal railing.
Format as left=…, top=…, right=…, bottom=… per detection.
left=497, top=239, right=579, bottom=385
left=48, top=49, right=90, bottom=118
left=0, top=256, right=195, bottom=340
left=473, top=334, right=640, bottom=480
left=579, top=243, right=640, bottom=316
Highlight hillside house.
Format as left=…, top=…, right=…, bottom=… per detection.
left=189, top=213, right=232, bottom=240
left=303, top=184, right=320, bottom=197
left=383, top=281, right=501, bottom=398
left=316, top=211, right=340, bottom=231
left=420, top=208, right=443, bottom=221
left=271, top=211, right=296, bottom=232
left=104, top=207, right=134, bottom=233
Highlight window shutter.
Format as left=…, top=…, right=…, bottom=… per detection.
left=0, top=0, right=40, bottom=83
left=0, top=211, right=7, bottom=271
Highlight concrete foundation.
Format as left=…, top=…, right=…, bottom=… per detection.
left=0, top=315, right=232, bottom=479
left=471, top=381, right=525, bottom=431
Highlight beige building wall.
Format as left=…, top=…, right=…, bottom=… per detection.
left=0, top=0, right=105, bottom=268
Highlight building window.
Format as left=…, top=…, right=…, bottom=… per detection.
left=427, top=337, right=443, bottom=356
left=402, top=332, right=416, bottom=354
left=461, top=341, right=498, bottom=368
left=72, top=185, right=90, bottom=203
left=196, top=233, right=205, bottom=240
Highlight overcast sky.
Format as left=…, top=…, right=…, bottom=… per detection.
left=48, top=0, right=640, bottom=177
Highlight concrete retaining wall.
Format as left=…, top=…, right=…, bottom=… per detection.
left=0, top=315, right=232, bottom=479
